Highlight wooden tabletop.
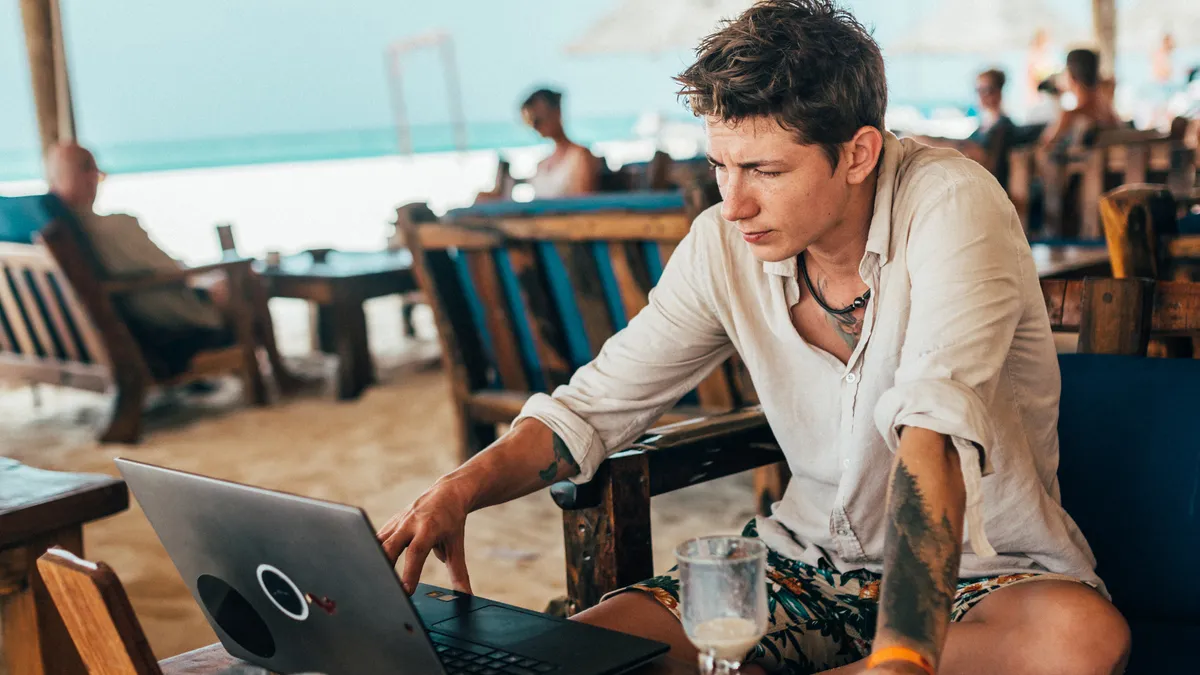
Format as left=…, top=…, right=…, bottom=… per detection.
left=0, top=458, right=128, bottom=549
left=160, top=644, right=689, bottom=674
left=1031, top=244, right=1111, bottom=280
left=254, top=250, right=412, bottom=281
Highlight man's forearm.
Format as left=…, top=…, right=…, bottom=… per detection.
left=436, top=418, right=581, bottom=513
left=873, top=427, right=967, bottom=669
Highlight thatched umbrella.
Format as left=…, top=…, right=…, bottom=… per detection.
left=887, top=0, right=1089, bottom=55
left=565, top=0, right=757, bottom=55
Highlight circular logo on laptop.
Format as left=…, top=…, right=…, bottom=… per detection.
left=256, top=564, right=309, bottom=621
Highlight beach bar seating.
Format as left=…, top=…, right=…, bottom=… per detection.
left=0, top=195, right=268, bottom=443
left=1009, top=127, right=1196, bottom=240
left=549, top=276, right=1200, bottom=674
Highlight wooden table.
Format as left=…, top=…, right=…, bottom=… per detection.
left=160, top=644, right=689, bottom=674
left=257, top=249, right=416, bottom=400
left=1032, top=243, right=1111, bottom=280
left=0, top=458, right=129, bottom=675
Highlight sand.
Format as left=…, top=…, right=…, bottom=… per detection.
left=0, top=296, right=755, bottom=663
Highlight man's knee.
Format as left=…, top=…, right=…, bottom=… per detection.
left=1005, top=583, right=1130, bottom=675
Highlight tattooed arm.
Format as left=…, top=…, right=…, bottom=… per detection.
left=869, top=426, right=967, bottom=674
left=376, top=418, right=579, bottom=593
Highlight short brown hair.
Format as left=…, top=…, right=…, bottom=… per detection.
left=676, top=0, right=887, bottom=169
left=1066, top=49, right=1101, bottom=89
left=979, top=69, right=1007, bottom=91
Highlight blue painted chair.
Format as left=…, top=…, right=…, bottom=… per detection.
left=400, top=196, right=756, bottom=465
left=0, top=194, right=112, bottom=394
left=550, top=276, right=1198, bottom=673
left=0, top=194, right=267, bottom=443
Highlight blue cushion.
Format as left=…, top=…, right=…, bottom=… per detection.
left=1124, top=620, right=1198, bottom=673
left=446, top=191, right=685, bottom=220
left=1056, top=354, right=1200, bottom=623
left=0, top=194, right=69, bottom=243
left=1028, top=237, right=1106, bottom=248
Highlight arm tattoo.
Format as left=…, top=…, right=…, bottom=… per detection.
left=538, top=433, right=580, bottom=483
left=879, top=459, right=963, bottom=659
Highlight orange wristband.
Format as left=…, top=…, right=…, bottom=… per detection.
left=865, top=646, right=936, bottom=674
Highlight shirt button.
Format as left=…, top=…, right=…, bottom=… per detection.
left=845, top=373, right=857, bottom=383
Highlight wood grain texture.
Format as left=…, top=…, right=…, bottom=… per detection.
left=555, top=243, right=616, bottom=359
left=1078, top=277, right=1154, bottom=355
left=464, top=250, right=529, bottom=391
left=1, top=526, right=86, bottom=675
left=506, top=243, right=572, bottom=390
left=37, top=548, right=161, bottom=675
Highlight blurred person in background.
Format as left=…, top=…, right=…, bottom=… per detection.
left=913, top=69, right=1016, bottom=187
left=475, top=88, right=599, bottom=203
left=1040, top=49, right=1121, bottom=151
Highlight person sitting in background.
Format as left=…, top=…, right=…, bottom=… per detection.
left=46, top=142, right=305, bottom=389
left=1040, top=49, right=1121, bottom=151
left=1025, top=76, right=1063, bottom=126
left=914, top=69, right=1016, bottom=187
left=520, top=88, right=599, bottom=198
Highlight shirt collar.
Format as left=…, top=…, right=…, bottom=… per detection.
left=761, top=131, right=905, bottom=278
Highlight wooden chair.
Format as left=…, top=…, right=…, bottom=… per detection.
left=0, top=194, right=268, bottom=443
left=1099, top=184, right=1200, bottom=356
left=1010, top=130, right=1196, bottom=239
left=36, top=548, right=161, bottom=675
left=1, top=458, right=129, bottom=675
left=550, top=277, right=1200, bottom=675
left=402, top=193, right=783, bottom=511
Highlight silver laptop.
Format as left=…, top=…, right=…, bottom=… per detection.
left=116, top=459, right=669, bottom=675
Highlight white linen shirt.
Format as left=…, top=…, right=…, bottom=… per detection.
left=514, top=133, right=1102, bottom=588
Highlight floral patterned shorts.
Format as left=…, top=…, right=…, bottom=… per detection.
left=608, top=520, right=1083, bottom=674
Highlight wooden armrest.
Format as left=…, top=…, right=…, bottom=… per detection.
left=102, top=258, right=254, bottom=294
left=550, top=407, right=780, bottom=510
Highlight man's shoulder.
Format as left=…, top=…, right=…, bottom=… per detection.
left=894, top=139, right=1010, bottom=209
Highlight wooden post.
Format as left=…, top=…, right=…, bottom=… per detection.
left=1092, top=0, right=1117, bottom=81
left=1099, top=185, right=1179, bottom=279
left=20, top=0, right=74, bottom=157
left=561, top=453, right=653, bottom=614
left=1078, top=278, right=1154, bottom=356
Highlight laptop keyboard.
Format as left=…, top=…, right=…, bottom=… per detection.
left=431, top=633, right=558, bottom=675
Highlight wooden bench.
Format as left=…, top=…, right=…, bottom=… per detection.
left=549, top=277, right=1200, bottom=675
left=1009, top=129, right=1196, bottom=239
left=1, top=458, right=128, bottom=675
left=400, top=192, right=786, bottom=510
left=0, top=194, right=269, bottom=443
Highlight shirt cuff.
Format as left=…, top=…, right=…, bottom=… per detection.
left=512, top=393, right=609, bottom=484
left=874, top=379, right=998, bottom=558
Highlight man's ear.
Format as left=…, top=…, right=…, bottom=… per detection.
left=843, top=127, right=884, bottom=185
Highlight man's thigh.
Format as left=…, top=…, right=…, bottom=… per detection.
left=571, top=592, right=701, bottom=673
left=939, top=579, right=1130, bottom=675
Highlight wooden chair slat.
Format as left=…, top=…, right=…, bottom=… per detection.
left=51, top=271, right=109, bottom=367
left=0, top=266, right=38, bottom=357
left=417, top=224, right=504, bottom=251
left=11, top=265, right=59, bottom=359
left=555, top=242, right=617, bottom=360
left=490, top=212, right=691, bottom=242
left=506, top=243, right=572, bottom=390
left=426, top=250, right=493, bottom=392
left=464, top=250, right=529, bottom=391
left=31, top=269, right=81, bottom=362
left=658, top=242, right=678, bottom=266
left=608, top=242, right=653, bottom=320
left=694, top=362, right=736, bottom=410
left=36, top=549, right=161, bottom=675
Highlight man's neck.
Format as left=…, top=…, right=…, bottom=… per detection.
left=804, top=174, right=878, bottom=279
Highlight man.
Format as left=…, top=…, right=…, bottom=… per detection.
left=46, top=142, right=304, bottom=389
left=377, top=2, right=1130, bottom=674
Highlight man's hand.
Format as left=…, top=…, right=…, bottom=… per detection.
left=376, top=476, right=475, bottom=595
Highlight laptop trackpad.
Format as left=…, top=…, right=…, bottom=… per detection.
left=432, top=606, right=557, bottom=648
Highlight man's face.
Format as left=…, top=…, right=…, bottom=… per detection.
left=706, top=116, right=853, bottom=263
left=47, top=144, right=101, bottom=210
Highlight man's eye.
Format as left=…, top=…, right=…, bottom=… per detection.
left=753, top=169, right=781, bottom=177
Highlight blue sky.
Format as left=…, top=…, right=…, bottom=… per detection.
left=1, top=0, right=1185, bottom=159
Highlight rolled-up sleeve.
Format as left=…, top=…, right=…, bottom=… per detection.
left=874, top=177, right=1026, bottom=557
left=513, top=219, right=735, bottom=483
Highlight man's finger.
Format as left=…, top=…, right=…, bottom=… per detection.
left=445, top=538, right=472, bottom=595
left=401, top=539, right=433, bottom=595
left=380, top=527, right=415, bottom=565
